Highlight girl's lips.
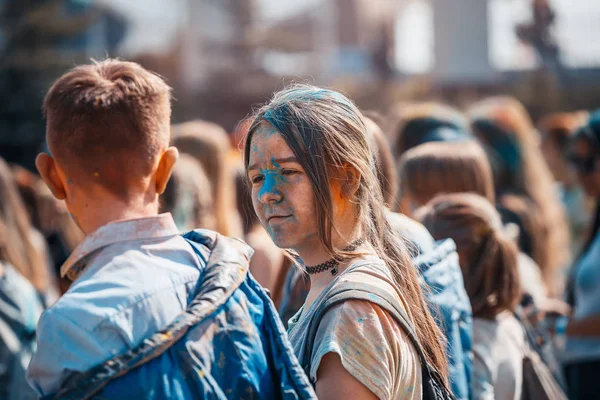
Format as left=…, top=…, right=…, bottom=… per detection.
left=268, top=215, right=292, bottom=224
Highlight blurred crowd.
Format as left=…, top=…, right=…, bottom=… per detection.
left=1, top=68, right=600, bottom=399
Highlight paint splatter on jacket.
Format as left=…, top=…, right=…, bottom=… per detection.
left=45, top=229, right=315, bottom=399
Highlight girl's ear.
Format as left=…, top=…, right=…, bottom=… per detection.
left=341, top=163, right=361, bottom=198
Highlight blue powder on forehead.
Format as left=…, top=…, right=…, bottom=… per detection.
left=257, top=86, right=361, bottom=158
left=263, top=88, right=354, bottom=128
left=263, top=111, right=318, bottom=153
left=270, top=86, right=356, bottom=111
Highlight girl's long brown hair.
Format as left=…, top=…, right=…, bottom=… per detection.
left=0, top=157, right=49, bottom=292
left=244, top=84, right=449, bottom=384
left=418, top=193, right=521, bottom=319
left=364, top=116, right=398, bottom=208
left=469, top=97, right=570, bottom=296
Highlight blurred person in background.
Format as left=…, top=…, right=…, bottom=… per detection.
left=469, top=97, right=571, bottom=297
left=245, top=85, right=451, bottom=399
left=389, top=102, right=471, bottom=160
left=160, top=153, right=216, bottom=232
left=397, top=140, right=550, bottom=307
left=418, top=193, right=524, bottom=400
left=12, top=165, right=83, bottom=295
left=563, top=110, right=600, bottom=399
left=496, top=194, right=550, bottom=305
left=365, top=114, right=435, bottom=255
left=0, top=158, right=55, bottom=302
left=397, top=140, right=495, bottom=216
left=235, top=166, right=289, bottom=306
left=172, top=120, right=243, bottom=238
left=399, top=138, right=569, bottom=390
left=539, top=112, right=591, bottom=255
left=364, top=114, right=399, bottom=209
left=367, top=116, right=472, bottom=400
left=0, top=157, right=50, bottom=400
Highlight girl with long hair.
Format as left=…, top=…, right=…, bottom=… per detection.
left=0, top=157, right=51, bottom=295
left=397, top=140, right=549, bottom=306
left=0, top=157, right=50, bottom=399
left=418, top=193, right=523, bottom=400
left=12, top=164, right=84, bottom=295
left=245, top=85, right=448, bottom=399
left=469, top=97, right=571, bottom=296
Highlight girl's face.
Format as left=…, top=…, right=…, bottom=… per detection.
left=247, top=122, right=320, bottom=251
left=569, top=137, right=600, bottom=198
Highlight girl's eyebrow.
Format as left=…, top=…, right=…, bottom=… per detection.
left=247, top=156, right=298, bottom=171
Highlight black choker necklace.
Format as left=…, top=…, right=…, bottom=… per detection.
left=305, top=238, right=364, bottom=276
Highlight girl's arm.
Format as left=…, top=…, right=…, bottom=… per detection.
left=315, top=353, right=379, bottom=400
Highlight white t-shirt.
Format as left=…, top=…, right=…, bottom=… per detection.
left=472, top=312, right=525, bottom=400
left=517, top=252, right=547, bottom=305
left=287, top=257, right=423, bottom=400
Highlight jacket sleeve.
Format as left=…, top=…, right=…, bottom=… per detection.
left=26, top=308, right=111, bottom=397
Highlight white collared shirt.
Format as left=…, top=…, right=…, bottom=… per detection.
left=26, top=214, right=202, bottom=396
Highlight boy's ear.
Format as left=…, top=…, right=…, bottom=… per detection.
left=155, top=146, right=179, bottom=195
left=35, top=153, right=66, bottom=200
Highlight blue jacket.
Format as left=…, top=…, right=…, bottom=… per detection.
left=414, top=239, right=473, bottom=400
left=50, top=230, right=316, bottom=400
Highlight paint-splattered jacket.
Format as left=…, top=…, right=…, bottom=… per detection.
left=40, top=228, right=315, bottom=400
left=413, top=239, right=473, bottom=400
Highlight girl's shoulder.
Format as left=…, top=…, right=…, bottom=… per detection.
left=334, top=256, right=408, bottom=309
left=311, top=298, right=422, bottom=400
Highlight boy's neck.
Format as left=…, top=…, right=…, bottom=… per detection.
left=75, top=196, right=160, bottom=235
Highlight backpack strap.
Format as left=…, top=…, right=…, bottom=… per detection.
left=303, top=279, right=422, bottom=368
left=302, top=269, right=447, bottom=391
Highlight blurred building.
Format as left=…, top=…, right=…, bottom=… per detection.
left=1, top=0, right=600, bottom=164
left=168, top=0, right=399, bottom=128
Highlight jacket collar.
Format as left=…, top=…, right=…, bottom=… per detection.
left=61, top=213, right=180, bottom=281
left=182, top=229, right=253, bottom=309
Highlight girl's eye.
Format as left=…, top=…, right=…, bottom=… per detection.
left=251, top=175, right=264, bottom=184
left=281, top=169, right=298, bottom=176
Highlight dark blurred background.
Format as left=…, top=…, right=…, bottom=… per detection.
left=1, top=0, right=599, bottom=170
